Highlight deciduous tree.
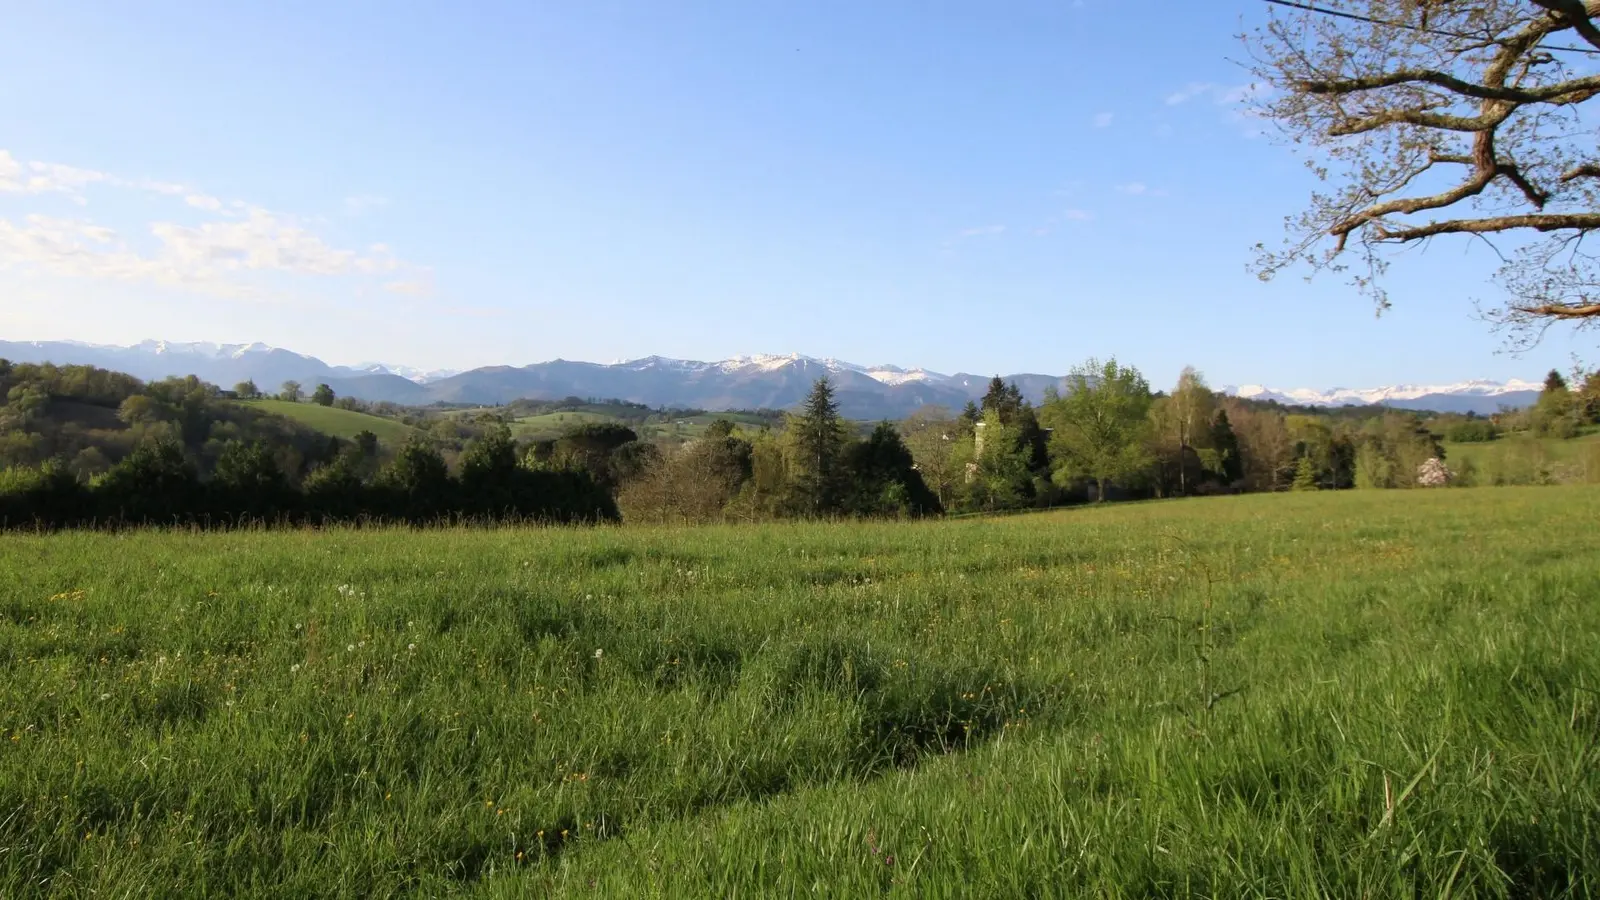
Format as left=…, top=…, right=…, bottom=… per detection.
left=1247, top=0, right=1600, bottom=345
left=1041, top=358, right=1153, bottom=501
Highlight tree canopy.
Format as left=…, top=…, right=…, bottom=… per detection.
left=1246, top=0, right=1600, bottom=345
left=1041, top=358, right=1154, bottom=501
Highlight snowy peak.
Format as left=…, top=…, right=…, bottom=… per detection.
left=1225, top=379, right=1542, bottom=407
left=1222, top=379, right=1545, bottom=414
left=350, top=362, right=460, bottom=383
left=710, top=354, right=948, bottom=386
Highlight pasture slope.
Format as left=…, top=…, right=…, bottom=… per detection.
left=239, top=399, right=417, bottom=445
left=0, top=487, right=1596, bottom=897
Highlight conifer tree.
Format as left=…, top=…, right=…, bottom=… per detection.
left=789, top=376, right=847, bottom=516
left=1208, top=409, right=1243, bottom=485
left=1291, top=455, right=1319, bottom=492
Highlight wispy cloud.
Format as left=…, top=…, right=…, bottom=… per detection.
left=959, top=224, right=1006, bottom=237
left=343, top=194, right=389, bottom=216
left=1060, top=209, right=1094, bottom=221
left=383, top=278, right=434, bottom=297
left=0, top=150, right=194, bottom=204
left=0, top=148, right=432, bottom=300
left=1092, top=112, right=1113, bottom=128
left=1114, top=182, right=1168, bottom=197
left=1166, top=81, right=1271, bottom=108
left=1165, top=82, right=1217, bottom=105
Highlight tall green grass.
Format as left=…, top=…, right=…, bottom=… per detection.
left=1, top=488, right=1596, bottom=896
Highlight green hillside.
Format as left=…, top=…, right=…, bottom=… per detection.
left=1443, top=431, right=1600, bottom=484
left=241, top=400, right=416, bottom=445
left=466, top=407, right=784, bottom=443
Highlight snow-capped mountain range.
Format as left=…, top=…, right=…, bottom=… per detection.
left=0, top=339, right=1544, bottom=418
left=1226, top=380, right=1543, bottom=408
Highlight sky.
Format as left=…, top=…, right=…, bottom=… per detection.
left=0, top=0, right=1590, bottom=390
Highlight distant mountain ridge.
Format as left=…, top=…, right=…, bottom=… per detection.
left=0, top=339, right=1543, bottom=418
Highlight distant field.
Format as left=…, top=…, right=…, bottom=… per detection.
left=505, top=411, right=618, bottom=441
left=2, top=488, right=1597, bottom=895
left=501, top=409, right=781, bottom=442
left=241, top=399, right=416, bottom=445
left=1444, top=432, right=1600, bottom=483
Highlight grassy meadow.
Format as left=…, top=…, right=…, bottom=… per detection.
left=1, top=488, right=1597, bottom=896
left=239, top=400, right=418, bottom=445
left=1444, top=432, right=1600, bottom=485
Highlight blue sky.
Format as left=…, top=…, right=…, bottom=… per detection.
left=0, top=0, right=1587, bottom=389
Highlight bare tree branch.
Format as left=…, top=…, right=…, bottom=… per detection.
left=1528, top=0, right=1600, bottom=51
left=1244, top=0, right=1600, bottom=342
left=1303, top=68, right=1600, bottom=104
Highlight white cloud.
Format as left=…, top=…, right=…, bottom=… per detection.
left=1092, top=112, right=1113, bottom=128
left=0, top=152, right=109, bottom=203
left=0, top=214, right=242, bottom=295
left=1166, top=82, right=1216, bottom=105
left=1166, top=81, right=1269, bottom=108
left=0, top=151, right=196, bottom=203
left=959, top=225, right=1006, bottom=237
left=1114, top=182, right=1167, bottom=197
left=0, top=148, right=429, bottom=301
left=344, top=195, right=389, bottom=216
left=1060, top=209, right=1094, bottom=221
left=151, top=208, right=399, bottom=277
left=384, top=278, right=433, bottom=296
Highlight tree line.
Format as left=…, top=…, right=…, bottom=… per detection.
left=889, top=360, right=1599, bottom=510
left=0, top=360, right=615, bottom=528
left=5, top=355, right=1598, bottom=529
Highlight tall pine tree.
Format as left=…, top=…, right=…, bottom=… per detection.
left=789, top=377, right=848, bottom=516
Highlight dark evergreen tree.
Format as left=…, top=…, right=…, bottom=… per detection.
left=301, top=451, right=368, bottom=520
left=610, top=440, right=664, bottom=485
left=1014, top=404, right=1051, bottom=474
left=377, top=438, right=452, bottom=521
left=791, top=376, right=847, bottom=516
left=94, top=439, right=203, bottom=523
left=1544, top=369, right=1569, bottom=394
left=211, top=440, right=291, bottom=519
left=312, top=383, right=336, bottom=407
left=843, top=421, right=942, bottom=517
left=959, top=401, right=981, bottom=430
left=551, top=423, right=640, bottom=489
left=1210, top=409, right=1244, bottom=484
left=980, top=377, right=1027, bottom=425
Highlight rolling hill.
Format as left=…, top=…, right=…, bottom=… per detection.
left=239, top=400, right=417, bottom=445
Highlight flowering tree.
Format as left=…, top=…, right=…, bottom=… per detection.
left=1417, top=457, right=1455, bottom=487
